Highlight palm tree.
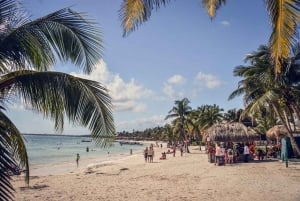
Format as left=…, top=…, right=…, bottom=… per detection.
left=228, top=44, right=300, bottom=156
left=165, top=98, right=192, bottom=151
left=0, top=1, right=115, bottom=200
left=162, top=123, right=176, bottom=144
left=119, top=0, right=299, bottom=75
left=254, top=108, right=277, bottom=138
left=196, top=104, right=224, bottom=131
left=223, top=108, right=243, bottom=123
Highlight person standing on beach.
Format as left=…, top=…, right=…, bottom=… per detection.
left=215, top=144, right=221, bottom=165
left=144, top=147, right=148, bottom=162
left=180, top=145, right=184, bottom=156
left=148, top=147, right=154, bottom=163
left=243, top=144, right=250, bottom=162
left=173, top=146, right=176, bottom=157
left=76, top=153, right=80, bottom=168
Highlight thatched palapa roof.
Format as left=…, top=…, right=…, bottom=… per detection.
left=206, top=122, right=259, bottom=142
left=266, top=125, right=289, bottom=139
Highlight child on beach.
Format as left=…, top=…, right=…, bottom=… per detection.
left=227, top=148, right=234, bottom=164
left=76, top=153, right=80, bottom=168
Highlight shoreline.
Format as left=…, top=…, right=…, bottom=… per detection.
left=27, top=140, right=155, bottom=176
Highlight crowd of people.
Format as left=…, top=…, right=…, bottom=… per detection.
left=207, top=143, right=254, bottom=166
left=143, top=142, right=188, bottom=163
left=207, top=142, right=281, bottom=166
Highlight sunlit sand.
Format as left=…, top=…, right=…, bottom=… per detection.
left=12, top=144, right=300, bottom=201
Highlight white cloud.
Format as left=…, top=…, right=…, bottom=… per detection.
left=195, top=72, right=221, bottom=89
left=162, top=83, right=176, bottom=98
left=162, top=74, right=186, bottom=99
left=167, top=74, right=185, bottom=85
left=162, top=83, right=185, bottom=100
left=220, top=20, right=230, bottom=26
left=71, top=59, right=152, bottom=113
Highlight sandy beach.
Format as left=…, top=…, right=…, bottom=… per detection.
left=12, top=144, right=300, bottom=201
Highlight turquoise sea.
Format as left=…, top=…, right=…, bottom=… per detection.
left=23, top=134, right=145, bottom=166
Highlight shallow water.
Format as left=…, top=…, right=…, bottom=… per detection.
left=23, top=134, right=145, bottom=166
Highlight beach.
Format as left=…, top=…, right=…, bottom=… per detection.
left=12, top=144, right=300, bottom=201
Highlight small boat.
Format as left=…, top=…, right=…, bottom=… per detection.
left=81, top=139, right=92, bottom=142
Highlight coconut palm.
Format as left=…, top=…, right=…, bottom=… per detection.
left=162, top=123, right=176, bottom=144
left=254, top=108, right=277, bottom=137
left=165, top=97, right=192, bottom=120
left=0, top=1, right=115, bottom=200
left=223, top=108, right=243, bottom=123
left=196, top=104, right=224, bottom=131
left=165, top=98, right=192, bottom=151
left=228, top=44, right=300, bottom=156
left=119, top=0, right=300, bottom=74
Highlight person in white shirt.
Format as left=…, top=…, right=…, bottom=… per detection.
left=243, top=144, right=250, bottom=162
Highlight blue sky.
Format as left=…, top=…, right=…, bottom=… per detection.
left=8, top=0, right=271, bottom=134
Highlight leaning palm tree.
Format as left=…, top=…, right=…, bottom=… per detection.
left=0, top=1, right=115, bottom=200
left=229, top=44, right=300, bottom=156
left=119, top=0, right=299, bottom=75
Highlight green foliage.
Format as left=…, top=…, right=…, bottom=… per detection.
left=0, top=1, right=114, bottom=200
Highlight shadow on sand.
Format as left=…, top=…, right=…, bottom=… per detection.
left=20, top=184, right=49, bottom=191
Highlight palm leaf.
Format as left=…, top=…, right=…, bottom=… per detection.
left=0, top=70, right=115, bottom=147
left=201, top=0, right=226, bottom=19
left=0, top=110, right=29, bottom=200
left=0, top=7, right=103, bottom=73
left=0, top=110, right=29, bottom=180
left=119, top=0, right=170, bottom=36
left=266, top=0, right=300, bottom=74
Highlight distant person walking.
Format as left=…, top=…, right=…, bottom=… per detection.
left=76, top=153, right=80, bottom=168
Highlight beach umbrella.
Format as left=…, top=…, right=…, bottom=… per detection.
left=207, top=122, right=259, bottom=142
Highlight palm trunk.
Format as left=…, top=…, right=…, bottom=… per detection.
left=287, top=133, right=300, bottom=157
left=273, top=105, right=300, bottom=157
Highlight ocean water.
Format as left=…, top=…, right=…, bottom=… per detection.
left=22, top=134, right=145, bottom=166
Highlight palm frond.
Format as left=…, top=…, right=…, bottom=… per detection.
left=266, top=0, right=300, bottom=74
left=0, top=109, right=29, bottom=201
left=0, top=7, right=103, bottom=73
left=0, top=131, right=15, bottom=201
left=0, top=0, right=19, bottom=26
left=0, top=70, right=115, bottom=147
left=202, top=0, right=226, bottom=19
left=119, top=0, right=170, bottom=36
left=0, top=110, right=29, bottom=182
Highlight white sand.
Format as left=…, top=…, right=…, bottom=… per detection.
left=12, top=145, right=300, bottom=201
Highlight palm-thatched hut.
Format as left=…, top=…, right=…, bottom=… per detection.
left=266, top=125, right=289, bottom=140
left=206, top=122, right=259, bottom=142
